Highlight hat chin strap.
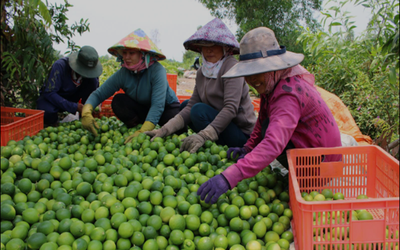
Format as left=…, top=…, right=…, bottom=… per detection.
left=239, top=46, right=286, bottom=61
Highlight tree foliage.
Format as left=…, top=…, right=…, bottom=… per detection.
left=98, top=55, right=120, bottom=86
left=181, top=25, right=203, bottom=69
left=198, top=0, right=323, bottom=63
left=298, top=0, right=399, bottom=155
left=182, top=50, right=199, bottom=70
left=1, top=0, right=90, bottom=109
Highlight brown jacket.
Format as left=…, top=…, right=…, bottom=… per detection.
left=180, top=55, right=256, bottom=135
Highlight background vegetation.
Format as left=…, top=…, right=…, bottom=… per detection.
left=1, top=0, right=90, bottom=109
left=297, top=0, right=399, bottom=156
left=1, top=0, right=398, bottom=157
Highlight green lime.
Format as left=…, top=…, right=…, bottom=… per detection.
left=197, top=237, right=213, bottom=250
left=26, top=232, right=47, bottom=249
left=22, top=208, right=39, bottom=224
left=142, top=239, right=158, bottom=250
left=264, top=231, right=280, bottom=243
left=169, top=214, right=186, bottom=231
left=118, top=222, right=134, bottom=238
left=57, top=232, right=75, bottom=246
left=246, top=240, right=262, bottom=250
left=333, top=192, right=345, bottom=200
left=185, top=214, right=200, bottom=231
left=1, top=204, right=16, bottom=221
left=170, top=230, right=185, bottom=245
left=72, top=238, right=88, bottom=250
left=131, top=231, right=145, bottom=246
left=37, top=221, right=55, bottom=235
left=18, top=178, right=32, bottom=194
left=70, top=220, right=86, bottom=237
left=214, top=234, right=229, bottom=249
left=5, top=238, right=25, bottom=250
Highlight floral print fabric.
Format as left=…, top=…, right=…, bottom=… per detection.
left=184, top=18, right=240, bottom=54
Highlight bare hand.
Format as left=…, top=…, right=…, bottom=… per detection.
left=77, top=103, right=84, bottom=114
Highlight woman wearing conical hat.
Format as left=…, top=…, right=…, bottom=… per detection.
left=197, top=27, right=342, bottom=204
left=81, top=29, right=181, bottom=139
left=146, top=18, right=257, bottom=153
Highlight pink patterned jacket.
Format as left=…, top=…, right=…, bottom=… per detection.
left=222, top=75, right=342, bottom=188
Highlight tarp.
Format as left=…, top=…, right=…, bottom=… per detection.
left=316, top=86, right=372, bottom=146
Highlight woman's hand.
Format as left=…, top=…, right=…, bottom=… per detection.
left=197, top=174, right=230, bottom=204
left=227, top=147, right=249, bottom=160
left=124, top=121, right=155, bottom=144
left=81, top=104, right=99, bottom=137
left=180, top=125, right=218, bottom=153
left=77, top=103, right=84, bottom=114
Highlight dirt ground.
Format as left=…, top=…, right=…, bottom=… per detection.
left=176, top=77, right=196, bottom=96
left=176, top=76, right=259, bottom=102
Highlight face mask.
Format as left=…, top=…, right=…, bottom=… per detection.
left=201, top=54, right=227, bottom=79
left=72, top=70, right=82, bottom=86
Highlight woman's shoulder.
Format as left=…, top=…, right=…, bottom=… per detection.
left=52, top=57, right=69, bottom=70
left=224, top=55, right=239, bottom=64
left=148, top=61, right=166, bottom=72
left=272, top=76, right=315, bottom=101
left=221, top=55, right=239, bottom=73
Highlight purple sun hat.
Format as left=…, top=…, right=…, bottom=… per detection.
left=183, top=18, right=240, bottom=54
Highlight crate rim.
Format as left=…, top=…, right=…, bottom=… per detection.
left=1, top=107, right=44, bottom=129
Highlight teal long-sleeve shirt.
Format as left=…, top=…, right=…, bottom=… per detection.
left=86, top=62, right=178, bottom=125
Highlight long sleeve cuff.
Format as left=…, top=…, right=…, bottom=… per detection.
left=222, top=164, right=244, bottom=189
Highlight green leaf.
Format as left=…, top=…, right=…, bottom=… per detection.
left=349, top=25, right=357, bottom=31
left=32, top=0, right=40, bottom=7
left=39, top=1, right=52, bottom=25
left=330, top=22, right=342, bottom=26
left=388, top=67, right=397, bottom=87
left=28, top=57, right=36, bottom=76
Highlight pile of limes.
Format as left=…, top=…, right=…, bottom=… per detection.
left=301, top=189, right=345, bottom=202
left=302, top=190, right=376, bottom=221
left=1, top=116, right=295, bottom=250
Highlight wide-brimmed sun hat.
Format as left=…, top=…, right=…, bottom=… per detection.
left=222, top=27, right=304, bottom=78
left=183, top=18, right=240, bottom=54
left=107, top=29, right=166, bottom=61
left=68, top=46, right=103, bottom=78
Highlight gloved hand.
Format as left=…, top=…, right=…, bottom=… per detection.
left=227, top=146, right=250, bottom=160
left=180, top=125, right=218, bottom=153
left=81, top=104, right=99, bottom=137
left=145, top=115, right=185, bottom=141
left=197, top=174, right=231, bottom=204
left=124, top=121, right=155, bottom=144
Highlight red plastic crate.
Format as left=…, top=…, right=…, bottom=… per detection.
left=1, top=107, right=44, bottom=146
left=252, top=99, right=260, bottom=112
left=113, top=88, right=124, bottom=96
left=177, top=95, right=191, bottom=103
left=167, top=74, right=177, bottom=93
left=98, top=99, right=115, bottom=118
left=288, top=145, right=399, bottom=250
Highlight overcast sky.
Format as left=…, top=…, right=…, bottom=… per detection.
left=50, top=0, right=372, bottom=62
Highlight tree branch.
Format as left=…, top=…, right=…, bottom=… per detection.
left=388, top=139, right=399, bottom=150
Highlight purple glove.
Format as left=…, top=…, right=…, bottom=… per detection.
left=197, top=174, right=230, bottom=204
left=227, top=147, right=249, bottom=160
